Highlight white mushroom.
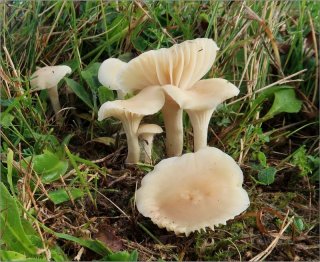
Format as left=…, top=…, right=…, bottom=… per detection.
left=98, top=86, right=165, bottom=164
left=30, top=65, right=72, bottom=124
left=163, top=79, right=239, bottom=151
left=137, top=124, right=163, bottom=164
left=98, top=58, right=128, bottom=99
left=136, top=147, right=250, bottom=236
left=118, top=38, right=219, bottom=157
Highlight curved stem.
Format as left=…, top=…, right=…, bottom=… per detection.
left=161, top=97, right=183, bottom=157
left=47, top=87, right=63, bottom=125
left=187, top=109, right=214, bottom=151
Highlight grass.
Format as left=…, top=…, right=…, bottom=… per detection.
left=0, top=0, right=319, bottom=261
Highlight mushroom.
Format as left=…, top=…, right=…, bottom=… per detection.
left=135, top=146, right=250, bottom=235
left=163, top=79, right=239, bottom=151
left=137, top=124, right=163, bottom=164
left=30, top=65, right=72, bottom=124
left=98, top=86, right=165, bottom=164
left=98, top=58, right=127, bottom=99
left=118, top=38, right=219, bottom=157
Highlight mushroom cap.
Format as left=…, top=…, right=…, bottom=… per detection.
left=135, top=147, right=250, bottom=235
left=98, top=58, right=127, bottom=91
left=98, top=86, right=165, bottom=121
left=30, top=65, right=72, bottom=91
left=137, top=124, right=163, bottom=136
left=118, top=38, right=219, bottom=92
left=162, top=79, right=240, bottom=111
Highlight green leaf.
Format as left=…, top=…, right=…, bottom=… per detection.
left=48, top=188, right=84, bottom=205
left=7, top=148, right=15, bottom=195
left=266, top=88, right=302, bottom=116
left=0, top=250, right=26, bottom=261
left=81, top=63, right=101, bottom=91
left=64, top=78, right=94, bottom=109
left=55, top=233, right=111, bottom=256
left=0, top=182, right=38, bottom=256
left=102, top=250, right=138, bottom=261
left=98, top=86, right=114, bottom=105
left=294, top=217, right=304, bottom=232
left=22, top=150, right=68, bottom=183
left=257, top=167, right=277, bottom=185
left=0, top=112, right=14, bottom=128
left=257, top=152, right=267, bottom=168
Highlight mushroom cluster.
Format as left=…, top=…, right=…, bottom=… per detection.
left=97, top=38, right=239, bottom=163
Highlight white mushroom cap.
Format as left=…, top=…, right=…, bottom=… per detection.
left=162, top=79, right=240, bottom=111
left=30, top=65, right=72, bottom=91
left=98, top=58, right=126, bottom=91
left=136, top=147, right=250, bottom=235
left=98, top=86, right=165, bottom=121
left=137, top=124, right=163, bottom=136
left=118, top=38, right=219, bottom=92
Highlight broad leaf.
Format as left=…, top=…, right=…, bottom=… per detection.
left=257, top=167, right=277, bottom=185
left=102, top=250, right=139, bottom=261
left=0, top=250, right=26, bottom=261
left=81, top=63, right=101, bottom=91
left=0, top=183, right=38, bottom=256
left=48, top=188, right=84, bottom=205
left=266, top=88, right=302, bottom=116
left=64, top=78, right=94, bottom=109
left=98, top=86, right=114, bottom=105
left=22, top=150, right=68, bottom=183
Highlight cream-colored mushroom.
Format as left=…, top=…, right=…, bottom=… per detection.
left=98, top=86, right=165, bottom=164
left=135, top=146, right=250, bottom=236
left=30, top=65, right=72, bottom=124
left=163, top=79, right=239, bottom=151
left=137, top=124, right=163, bottom=164
left=98, top=58, right=127, bottom=99
left=118, top=38, right=219, bottom=157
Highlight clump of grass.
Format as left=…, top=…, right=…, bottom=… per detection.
left=0, top=1, right=319, bottom=261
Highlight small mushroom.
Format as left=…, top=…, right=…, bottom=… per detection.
left=163, top=79, right=239, bottom=151
left=30, top=65, right=72, bottom=124
left=98, top=86, right=165, bottom=164
left=118, top=38, right=219, bottom=157
left=98, top=58, right=127, bottom=99
left=135, top=146, right=250, bottom=236
left=137, top=124, right=163, bottom=164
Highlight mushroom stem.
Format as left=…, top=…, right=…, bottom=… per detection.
left=140, top=135, right=154, bottom=164
left=116, top=90, right=126, bottom=99
left=187, top=109, right=215, bottom=151
left=161, top=97, right=183, bottom=157
left=47, top=87, right=63, bottom=125
left=122, top=115, right=142, bottom=164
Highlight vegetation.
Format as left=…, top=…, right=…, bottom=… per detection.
left=0, top=0, right=319, bottom=261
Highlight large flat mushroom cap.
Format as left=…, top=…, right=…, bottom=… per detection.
left=98, top=58, right=126, bottom=90
left=30, top=65, right=72, bottom=91
left=136, top=147, right=250, bottom=235
left=118, top=38, right=219, bottom=92
left=98, top=86, right=165, bottom=121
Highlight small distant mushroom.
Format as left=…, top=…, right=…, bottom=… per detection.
left=98, top=58, right=127, bottom=99
left=137, top=124, right=163, bottom=164
left=135, top=146, right=250, bottom=236
left=30, top=65, right=72, bottom=124
left=163, top=79, right=239, bottom=151
left=98, top=86, right=165, bottom=164
left=118, top=38, right=219, bottom=157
